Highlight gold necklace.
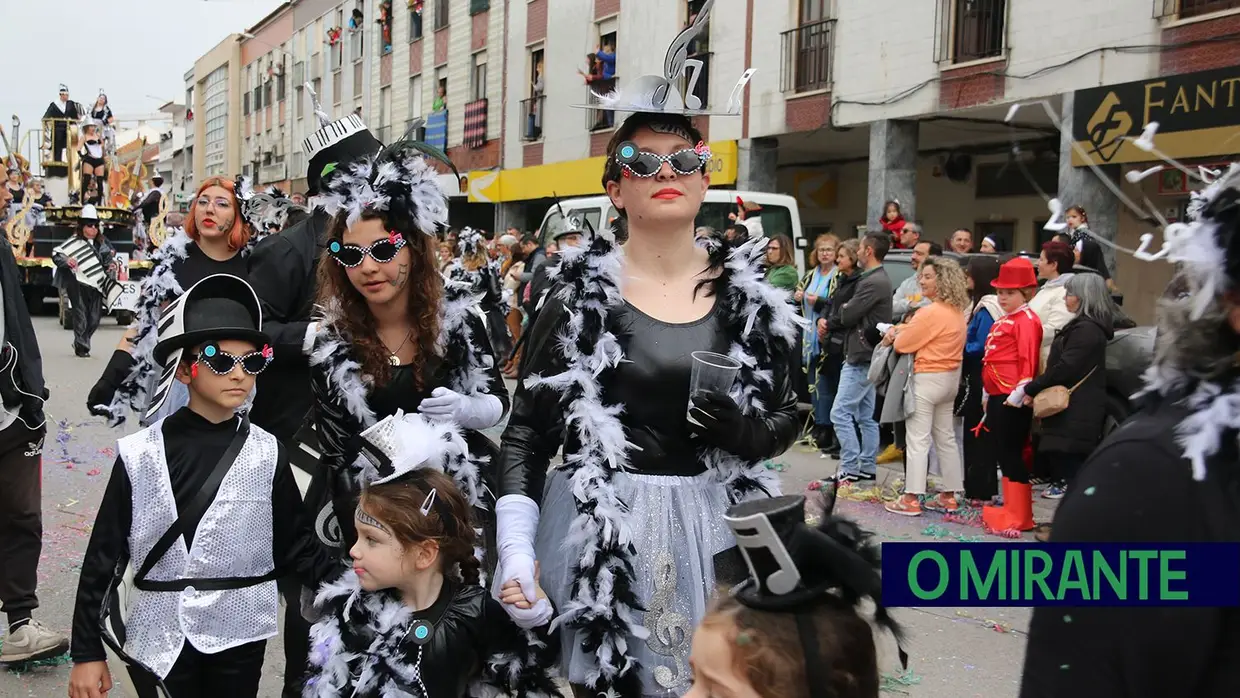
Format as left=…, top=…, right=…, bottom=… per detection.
left=384, top=332, right=413, bottom=366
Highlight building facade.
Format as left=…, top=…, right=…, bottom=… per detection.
left=241, top=2, right=297, bottom=192
left=191, top=34, right=244, bottom=183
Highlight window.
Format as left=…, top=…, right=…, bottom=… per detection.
left=1162, top=0, right=1240, bottom=18
left=295, top=85, right=304, bottom=119
left=780, top=1, right=833, bottom=93
left=523, top=48, right=545, bottom=140
left=277, top=72, right=286, bottom=101
left=409, top=75, right=424, bottom=119
left=354, top=62, right=364, bottom=98
left=470, top=0, right=490, bottom=14
left=409, top=6, right=423, bottom=41
left=378, top=86, right=392, bottom=144
left=244, top=91, right=251, bottom=115
left=471, top=52, right=487, bottom=101
left=351, top=26, right=364, bottom=62
left=253, top=85, right=263, bottom=111
left=434, top=68, right=447, bottom=112
left=937, top=0, right=1007, bottom=63
left=203, top=66, right=229, bottom=177
left=331, top=40, right=343, bottom=70
left=265, top=81, right=273, bottom=106
left=434, top=0, right=449, bottom=29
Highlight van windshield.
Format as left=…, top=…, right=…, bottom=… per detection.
left=697, top=203, right=793, bottom=240
left=541, top=208, right=602, bottom=244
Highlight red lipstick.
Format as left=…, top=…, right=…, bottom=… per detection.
left=652, top=188, right=683, bottom=199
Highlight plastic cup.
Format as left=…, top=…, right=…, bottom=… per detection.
left=687, top=351, right=742, bottom=427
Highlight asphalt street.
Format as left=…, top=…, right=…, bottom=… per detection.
left=1, top=316, right=1056, bottom=697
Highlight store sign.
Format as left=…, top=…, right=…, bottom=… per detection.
left=1071, top=66, right=1240, bottom=166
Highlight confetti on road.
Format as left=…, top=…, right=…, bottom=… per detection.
left=86, top=468, right=101, bottom=476
left=879, top=668, right=922, bottom=694
left=921, top=524, right=983, bottom=542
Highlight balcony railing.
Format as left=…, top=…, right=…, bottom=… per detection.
left=780, top=20, right=833, bottom=93
left=1154, top=0, right=1240, bottom=17
left=934, top=0, right=1007, bottom=64
left=520, top=95, right=544, bottom=141
left=586, top=77, right=617, bottom=131
left=464, top=98, right=488, bottom=148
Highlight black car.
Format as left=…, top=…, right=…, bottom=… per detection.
left=880, top=249, right=1153, bottom=436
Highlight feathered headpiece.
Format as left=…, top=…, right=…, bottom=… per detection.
left=354, top=409, right=470, bottom=486
left=455, top=227, right=486, bottom=257
left=235, top=175, right=305, bottom=234
left=716, top=489, right=907, bottom=696
left=575, top=0, right=754, bottom=117
left=311, top=121, right=459, bottom=236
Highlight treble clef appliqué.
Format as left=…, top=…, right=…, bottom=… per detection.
left=645, top=550, right=691, bottom=691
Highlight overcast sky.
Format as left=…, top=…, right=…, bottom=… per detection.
left=0, top=0, right=282, bottom=156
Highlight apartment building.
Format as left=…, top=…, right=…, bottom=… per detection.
left=240, top=2, right=297, bottom=192
left=190, top=34, right=245, bottom=184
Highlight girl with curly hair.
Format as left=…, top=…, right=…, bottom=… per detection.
left=881, top=256, right=970, bottom=516
left=305, top=141, right=507, bottom=560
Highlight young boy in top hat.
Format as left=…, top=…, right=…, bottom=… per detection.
left=67, top=274, right=338, bottom=698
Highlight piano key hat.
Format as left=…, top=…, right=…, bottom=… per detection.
left=79, top=204, right=99, bottom=226
left=302, top=112, right=383, bottom=195
left=147, top=274, right=270, bottom=419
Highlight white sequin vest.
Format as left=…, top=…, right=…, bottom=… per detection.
left=117, top=419, right=280, bottom=679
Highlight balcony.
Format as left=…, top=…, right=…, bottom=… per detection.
left=935, top=0, right=1007, bottom=64
left=781, top=20, right=833, bottom=93
left=464, top=98, right=488, bottom=148
left=520, top=95, right=544, bottom=141
left=586, top=77, right=617, bottom=131
left=1155, top=0, right=1240, bottom=17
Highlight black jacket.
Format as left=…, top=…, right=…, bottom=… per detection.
left=0, top=240, right=47, bottom=429
left=1021, top=399, right=1240, bottom=697
left=247, top=210, right=329, bottom=442
left=821, top=270, right=860, bottom=359
left=306, top=578, right=559, bottom=697
left=832, top=266, right=892, bottom=364
left=1024, top=314, right=1113, bottom=454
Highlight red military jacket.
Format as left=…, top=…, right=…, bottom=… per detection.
left=982, top=305, right=1043, bottom=396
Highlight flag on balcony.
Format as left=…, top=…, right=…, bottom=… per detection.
left=424, top=109, right=448, bottom=151
left=464, top=99, right=487, bottom=149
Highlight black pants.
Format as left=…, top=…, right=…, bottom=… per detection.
left=278, top=580, right=311, bottom=697
left=0, top=420, right=46, bottom=626
left=1044, top=450, right=1088, bottom=487
left=130, top=639, right=266, bottom=698
left=70, top=283, right=103, bottom=356
left=960, top=364, right=995, bottom=499
left=985, top=395, right=1033, bottom=484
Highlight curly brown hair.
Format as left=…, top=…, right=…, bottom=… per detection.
left=316, top=210, right=442, bottom=385
left=699, top=594, right=879, bottom=698
left=359, top=468, right=481, bottom=586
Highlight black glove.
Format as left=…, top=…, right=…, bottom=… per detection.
left=688, top=390, right=779, bottom=462
left=87, top=350, right=136, bottom=416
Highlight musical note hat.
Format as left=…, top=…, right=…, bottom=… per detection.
left=354, top=409, right=471, bottom=486
left=312, top=119, right=459, bottom=237
left=573, top=0, right=754, bottom=117
left=716, top=490, right=908, bottom=675
left=147, top=274, right=271, bottom=421
left=301, top=82, right=383, bottom=195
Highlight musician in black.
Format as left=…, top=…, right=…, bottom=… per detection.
left=136, top=175, right=163, bottom=224
left=53, top=205, right=116, bottom=357
left=42, top=84, right=83, bottom=179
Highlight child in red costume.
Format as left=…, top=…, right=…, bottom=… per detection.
left=878, top=200, right=907, bottom=247
left=979, top=257, right=1043, bottom=534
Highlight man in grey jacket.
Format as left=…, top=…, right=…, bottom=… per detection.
left=829, top=233, right=894, bottom=483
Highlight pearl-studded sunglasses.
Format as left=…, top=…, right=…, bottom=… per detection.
left=615, top=140, right=711, bottom=178
left=328, top=231, right=407, bottom=267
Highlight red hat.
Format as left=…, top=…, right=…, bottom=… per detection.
left=991, top=257, right=1038, bottom=290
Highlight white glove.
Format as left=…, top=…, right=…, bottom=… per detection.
left=494, top=494, right=553, bottom=629
left=418, top=387, right=503, bottom=430
left=1006, top=382, right=1029, bottom=407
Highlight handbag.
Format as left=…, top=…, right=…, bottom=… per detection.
left=99, top=418, right=254, bottom=697
left=1032, top=367, right=1097, bottom=419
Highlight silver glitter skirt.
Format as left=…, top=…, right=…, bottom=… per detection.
left=535, top=468, right=751, bottom=697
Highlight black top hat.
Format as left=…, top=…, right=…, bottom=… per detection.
left=153, top=275, right=269, bottom=365
left=715, top=490, right=908, bottom=676
left=302, top=113, right=383, bottom=195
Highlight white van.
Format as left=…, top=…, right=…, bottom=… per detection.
left=537, top=190, right=808, bottom=273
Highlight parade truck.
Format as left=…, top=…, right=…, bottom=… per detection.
left=4, top=115, right=157, bottom=329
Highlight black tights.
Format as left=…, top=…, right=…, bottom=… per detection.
left=129, top=639, right=266, bottom=698
left=985, top=395, right=1033, bottom=484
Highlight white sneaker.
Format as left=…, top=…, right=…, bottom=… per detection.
left=0, top=620, right=69, bottom=663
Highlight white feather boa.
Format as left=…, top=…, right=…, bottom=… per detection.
left=303, top=570, right=559, bottom=698
left=526, top=230, right=800, bottom=694
left=307, top=275, right=495, bottom=509
left=102, top=226, right=193, bottom=426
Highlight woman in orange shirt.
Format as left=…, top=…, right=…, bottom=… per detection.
left=882, top=257, right=970, bottom=516
left=979, top=257, right=1043, bottom=534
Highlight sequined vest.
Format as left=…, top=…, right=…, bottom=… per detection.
left=117, top=419, right=280, bottom=679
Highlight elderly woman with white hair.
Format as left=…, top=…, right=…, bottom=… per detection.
left=1021, top=272, right=1115, bottom=505
left=1020, top=167, right=1240, bottom=697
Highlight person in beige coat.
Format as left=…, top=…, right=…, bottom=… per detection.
left=1029, top=240, right=1077, bottom=370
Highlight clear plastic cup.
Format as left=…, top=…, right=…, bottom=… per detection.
left=687, top=351, right=742, bottom=427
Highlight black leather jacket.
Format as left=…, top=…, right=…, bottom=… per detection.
left=497, top=295, right=800, bottom=501
left=306, top=578, right=559, bottom=697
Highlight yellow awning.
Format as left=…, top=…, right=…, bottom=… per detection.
left=467, top=140, right=738, bottom=203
